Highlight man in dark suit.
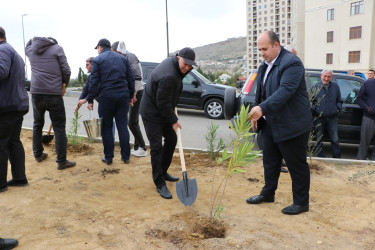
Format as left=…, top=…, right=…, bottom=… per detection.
left=246, top=31, right=313, bottom=215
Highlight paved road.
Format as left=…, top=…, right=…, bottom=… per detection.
left=23, top=91, right=361, bottom=159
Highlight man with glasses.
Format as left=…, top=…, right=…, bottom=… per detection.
left=367, top=69, right=375, bottom=80
left=140, top=47, right=196, bottom=199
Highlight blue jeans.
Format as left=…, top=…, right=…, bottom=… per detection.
left=32, top=95, right=67, bottom=163
left=98, top=92, right=130, bottom=160
left=315, top=116, right=341, bottom=158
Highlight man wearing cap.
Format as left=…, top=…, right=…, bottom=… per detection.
left=78, top=38, right=135, bottom=165
left=140, top=47, right=196, bottom=199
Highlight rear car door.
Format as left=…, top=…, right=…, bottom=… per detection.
left=178, top=72, right=203, bottom=108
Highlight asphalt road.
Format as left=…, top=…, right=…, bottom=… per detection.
left=22, top=91, right=361, bottom=160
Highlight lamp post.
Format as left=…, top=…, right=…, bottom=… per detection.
left=21, top=14, right=28, bottom=78
left=165, top=0, right=169, bottom=58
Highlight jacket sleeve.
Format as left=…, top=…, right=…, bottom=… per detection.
left=0, top=47, right=11, bottom=80
left=86, top=60, right=100, bottom=104
left=124, top=58, right=135, bottom=97
left=155, top=76, right=179, bottom=124
left=356, top=83, right=368, bottom=110
left=310, top=84, right=321, bottom=116
left=79, top=76, right=90, bottom=100
left=56, top=46, right=71, bottom=86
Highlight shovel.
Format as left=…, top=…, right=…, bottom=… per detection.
left=175, top=109, right=198, bottom=207
left=42, top=83, right=66, bottom=144
left=42, top=123, right=54, bottom=144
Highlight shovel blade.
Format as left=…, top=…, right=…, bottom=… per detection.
left=176, top=178, right=198, bottom=207
left=42, top=135, right=54, bottom=144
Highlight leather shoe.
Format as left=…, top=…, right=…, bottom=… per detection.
left=7, top=179, right=29, bottom=186
left=246, top=194, right=275, bottom=204
left=165, top=173, right=179, bottom=182
left=156, top=185, right=172, bottom=199
left=35, top=152, right=48, bottom=162
left=101, top=157, right=112, bottom=165
left=121, top=157, right=130, bottom=164
left=0, top=238, right=18, bottom=249
left=57, top=160, right=76, bottom=170
left=282, top=204, right=309, bottom=215
left=0, top=185, right=8, bottom=192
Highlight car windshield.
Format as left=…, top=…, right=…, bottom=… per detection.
left=192, top=69, right=213, bottom=85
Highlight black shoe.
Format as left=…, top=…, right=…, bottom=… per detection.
left=0, top=185, right=8, bottom=192
left=101, top=157, right=112, bottom=165
left=165, top=173, right=179, bottom=182
left=246, top=194, right=275, bottom=204
left=121, top=157, right=130, bottom=164
left=156, top=185, right=172, bottom=199
left=7, top=179, right=29, bottom=187
left=282, top=204, right=309, bottom=215
left=280, top=166, right=288, bottom=173
left=0, top=238, right=18, bottom=249
left=35, top=152, right=48, bottom=162
left=57, top=160, right=76, bottom=170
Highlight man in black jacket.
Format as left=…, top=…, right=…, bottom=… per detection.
left=140, top=47, right=196, bottom=199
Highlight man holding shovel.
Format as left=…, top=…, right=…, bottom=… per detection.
left=26, top=37, right=76, bottom=170
left=140, top=47, right=196, bottom=199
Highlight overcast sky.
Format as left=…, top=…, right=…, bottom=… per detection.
left=1, top=0, right=245, bottom=79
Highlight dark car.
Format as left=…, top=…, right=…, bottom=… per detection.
left=224, top=69, right=365, bottom=146
left=141, top=62, right=228, bottom=119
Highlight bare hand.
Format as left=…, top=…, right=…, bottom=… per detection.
left=87, top=103, right=93, bottom=110
left=248, top=106, right=263, bottom=121
left=172, top=121, right=182, bottom=133
left=251, top=120, right=258, bottom=131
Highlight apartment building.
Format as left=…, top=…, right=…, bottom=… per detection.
left=305, top=0, right=375, bottom=73
left=246, top=0, right=305, bottom=72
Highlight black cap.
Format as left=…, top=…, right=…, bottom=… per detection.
left=95, top=38, right=111, bottom=49
left=178, top=47, right=197, bottom=66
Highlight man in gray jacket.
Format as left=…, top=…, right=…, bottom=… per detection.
left=0, top=26, right=29, bottom=192
left=26, top=37, right=75, bottom=170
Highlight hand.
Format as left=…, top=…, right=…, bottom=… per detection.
left=172, top=121, right=182, bottom=133
left=74, top=105, right=80, bottom=113
left=248, top=106, right=263, bottom=121
left=62, top=83, right=66, bottom=96
left=87, top=103, right=93, bottom=110
left=251, top=120, right=258, bottom=131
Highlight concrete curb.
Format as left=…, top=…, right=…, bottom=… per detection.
left=22, top=127, right=375, bottom=165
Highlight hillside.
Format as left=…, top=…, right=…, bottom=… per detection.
left=193, top=37, right=247, bottom=76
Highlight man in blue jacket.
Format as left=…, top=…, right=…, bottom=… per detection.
left=0, top=26, right=29, bottom=192
left=311, top=69, right=342, bottom=158
left=246, top=31, right=313, bottom=215
left=78, top=39, right=135, bottom=165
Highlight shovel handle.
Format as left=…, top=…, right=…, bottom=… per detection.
left=47, top=123, right=53, bottom=136
left=175, top=109, right=187, bottom=172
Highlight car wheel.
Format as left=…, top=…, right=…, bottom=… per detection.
left=256, top=130, right=263, bottom=150
left=224, top=87, right=236, bottom=120
left=204, top=98, right=224, bottom=119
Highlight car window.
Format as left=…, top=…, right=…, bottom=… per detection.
left=336, top=78, right=362, bottom=104
left=191, top=70, right=212, bottom=85
left=182, top=73, right=197, bottom=85
left=305, top=74, right=320, bottom=89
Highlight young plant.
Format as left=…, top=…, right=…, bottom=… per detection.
left=205, top=123, right=225, bottom=160
left=68, top=111, right=83, bottom=145
left=209, top=105, right=259, bottom=221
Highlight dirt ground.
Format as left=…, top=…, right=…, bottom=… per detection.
left=1, top=129, right=375, bottom=249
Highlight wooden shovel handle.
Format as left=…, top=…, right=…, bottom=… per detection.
left=175, top=108, right=187, bottom=172
left=47, top=123, right=53, bottom=136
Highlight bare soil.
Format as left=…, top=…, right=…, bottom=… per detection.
left=1, top=129, right=375, bottom=249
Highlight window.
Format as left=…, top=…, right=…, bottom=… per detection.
left=326, top=53, right=333, bottom=64
left=351, top=1, right=364, bottom=15
left=327, top=9, right=334, bottom=21
left=327, top=31, right=334, bottom=43
left=348, top=51, right=360, bottom=63
left=336, top=78, right=361, bottom=104
left=349, top=26, right=362, bottom=39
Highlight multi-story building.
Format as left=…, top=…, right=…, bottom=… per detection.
left=246, top=0, right=305, bottom=72
left=305, top=0, right=375, bottom=73
left=246, top=0, right=375, bottom=75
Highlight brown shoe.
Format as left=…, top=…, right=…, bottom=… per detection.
left=57, top=160, right=76, bottom=170
left=35, top=153, right=48, bottom=162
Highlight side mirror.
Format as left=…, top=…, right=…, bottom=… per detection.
left=192, top=80, right=199, bottom=88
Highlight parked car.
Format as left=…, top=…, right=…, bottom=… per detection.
left=141, top=62, right=228, bottom=119
left=224, top=69, right=365, bottom=147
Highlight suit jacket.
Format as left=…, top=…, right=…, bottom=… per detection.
left=255, top=47, right=312, bottom=143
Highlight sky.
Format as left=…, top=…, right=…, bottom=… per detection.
left=1, top=0, right=246, bottom=79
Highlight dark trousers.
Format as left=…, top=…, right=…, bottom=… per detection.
left=315, top=116, right=341, bottom=158
left=129, top=90, right=146, bottom=150
left=260, top=121, right=310, bottom=206
left=99, top=92, right=130, bottom=160
left=142, top=118, right=177, bottom=188
left=0, top=111, right=28, bottom=188
left=357, top=116, right=375, bottom=160
left=32, top=95, right=67, bottom=163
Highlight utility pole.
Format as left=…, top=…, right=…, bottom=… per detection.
left=22, top=14, right=28, bottom=78
left=165, top=0, right=169, bottom=58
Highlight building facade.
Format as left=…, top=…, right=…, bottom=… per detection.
left=305, top=0, right=375, bottom=73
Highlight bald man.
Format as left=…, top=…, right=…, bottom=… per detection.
left=246, top=31, right=313, bottom=215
